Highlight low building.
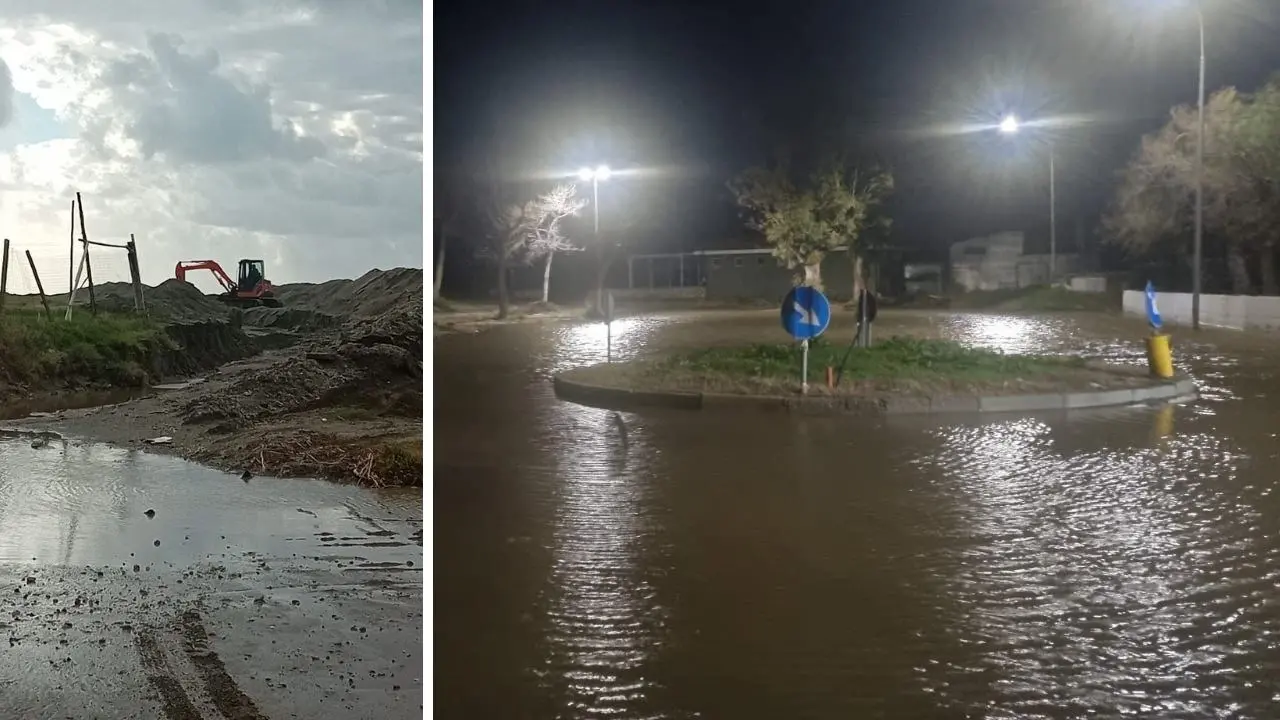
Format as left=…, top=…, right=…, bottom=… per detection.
left=950, top=231, right=1081, bottom=292
left=694, top=248, right=857, bottom=302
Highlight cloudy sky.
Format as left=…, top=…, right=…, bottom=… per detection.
left=0, top=0, right=422, bottom=294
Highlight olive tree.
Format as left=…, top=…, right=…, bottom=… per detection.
left=729, top=158, right=893, bottom=290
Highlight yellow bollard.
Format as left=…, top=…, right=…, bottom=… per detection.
left=1145, top=333, right=1174, bottom=379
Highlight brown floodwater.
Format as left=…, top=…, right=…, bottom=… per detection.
left=434, top=309, right=1280, bottom=719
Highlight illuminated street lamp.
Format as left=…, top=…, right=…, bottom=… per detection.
left=1190, top=4, right=1206, bottom=330
left=998, top=114, right=1057, bottom=280
left=576, top=165, right=612, bottom=235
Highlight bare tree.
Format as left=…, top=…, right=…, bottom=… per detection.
left=524, top=183, right=587, bottom=304
left=483, top=184, right=587, bottom=317
left=433, top=183, right=461, bottom=302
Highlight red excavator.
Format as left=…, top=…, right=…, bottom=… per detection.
left=174, top=259, right=283, bottom=308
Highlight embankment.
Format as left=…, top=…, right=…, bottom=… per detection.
left=6, top=268, right=424, bottom=486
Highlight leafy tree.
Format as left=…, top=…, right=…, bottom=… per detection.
left=1104, top=81, right=1280, bottom=294
left=729, top=157, right=894, bottom=289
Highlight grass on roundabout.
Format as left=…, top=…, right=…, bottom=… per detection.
left=567, top=335, right=1156, bottom=398
left=656, top=336, right=1084, bottom=386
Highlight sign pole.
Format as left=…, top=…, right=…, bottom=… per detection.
left=801, top=339, right=809, bottom=395
left=603, top=290, right=615, bottom=363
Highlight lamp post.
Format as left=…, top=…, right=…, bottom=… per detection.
left=1191, top=2, right=1205, bottom=330
left=577, top=164, right=612, bottom=314
left=999, top=115, right=1057, bottom=280
left=577, top=164, right=612, bottom=236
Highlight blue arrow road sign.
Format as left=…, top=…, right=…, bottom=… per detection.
left=1144, top=281, right=1162, bottom=330
left=781, top=285, right=831, bottom=340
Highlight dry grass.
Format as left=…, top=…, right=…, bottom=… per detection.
left=238, top=430, right=422, bottom=487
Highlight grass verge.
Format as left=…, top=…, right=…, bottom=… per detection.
left=658, top=337, right=1084, bottom=385
left=0, top=309, right=171, bottom=389
left=569, top=336, right=1151, bottom=398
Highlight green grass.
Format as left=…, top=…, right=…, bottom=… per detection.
left=656, top=336, right=1084, bottom=384
left=0, top=309, right=172, bottom=387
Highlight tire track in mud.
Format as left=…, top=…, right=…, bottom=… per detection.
left=135, top=610, right=268, bottom=720
left=179, top=609, right=268, bottom=720
left=135, top=630, right=205, bottom=720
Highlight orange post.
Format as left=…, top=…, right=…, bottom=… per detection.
left=826, top=366, right=834, bottom=389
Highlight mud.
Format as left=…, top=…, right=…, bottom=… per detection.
left=0, top=435, right=422, bottom=719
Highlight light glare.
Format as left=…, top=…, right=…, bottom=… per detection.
left=999, top=115, right=1019, bottom=134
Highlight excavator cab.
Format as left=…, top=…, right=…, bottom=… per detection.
left=238, top=259, right=265, bottom=292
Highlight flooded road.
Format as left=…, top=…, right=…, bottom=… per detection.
left=0, top=436, right=423, bottom=718
left=435, top=309, right=1280, bottom=719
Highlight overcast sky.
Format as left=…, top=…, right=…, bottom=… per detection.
left=0, top=0, right=423, bottom=295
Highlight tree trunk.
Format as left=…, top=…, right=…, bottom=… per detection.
left=541, top=250, right=555, bottom=304
left=802, top=260, right=823, bottom=289
left=1227, top=244, right=1251, bottom=295
left=852, top=254, right=865, bottom=299
left=1262, top=243, right=1279, bottom=296
left=433, top=226, right=446, bottom=300
left=496, top=253, right=511, bottom=319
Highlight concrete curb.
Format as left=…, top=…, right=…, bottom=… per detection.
left=552, top=369, right=1197, bottom=417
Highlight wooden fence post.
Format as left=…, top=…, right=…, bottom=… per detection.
left=127, top=235, right=145, bottom=314
left=68, top=200, right=75, bottom=295
left=25, top=251, right=52, bottom=321
left=0, top=238, right=9, bottom=314
left=76, top=192, right=96, bottom=316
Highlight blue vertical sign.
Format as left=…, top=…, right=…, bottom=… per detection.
left=1144, top=281, right=1162, bottom=330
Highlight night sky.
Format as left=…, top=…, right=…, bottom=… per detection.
left=435, top=0, right=1280, bottom=262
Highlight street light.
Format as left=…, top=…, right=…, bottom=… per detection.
left=1191, top=3, right=1206, bottom=330
left=577, top=165, right=611, bottom=235
left=997, top=114, right=1058, bottom=280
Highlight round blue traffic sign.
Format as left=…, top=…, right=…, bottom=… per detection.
left=781, top=285, right=831, bottom=340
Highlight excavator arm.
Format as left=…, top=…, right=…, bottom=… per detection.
left=174, top=260, right=237, bottom=294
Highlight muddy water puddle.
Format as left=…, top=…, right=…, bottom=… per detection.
left=0, top=436, right=423, bottom=719
left=0, top=437, right=421, bottom=566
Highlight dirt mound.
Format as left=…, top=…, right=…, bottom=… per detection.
left=156, top=321, right=260, bottom=378
left=177, top=297, right=422, bottom=433
left=273, top=268, right=423, bottom=319
left=55, top=279, right=233, bottom=324
left=240, top=306, right=343, bottom=333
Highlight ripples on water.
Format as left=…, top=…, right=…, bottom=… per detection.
left=0, top=440, right=421, bottom=566
left=437, top=311, right=1280, bottom=719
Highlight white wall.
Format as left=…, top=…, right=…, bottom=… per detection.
left=1068, top=276, right=1107, bottom=293
left=1123, top=290, right=1280, bottom=331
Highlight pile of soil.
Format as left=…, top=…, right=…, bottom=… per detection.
left=55, top=279, right=233, bottom=324
left=271, top=267, right=423, bottom=319
left=181, top=299, right=423, bottom=429
left=239, top=267, right=422, bottom=349
left=239, top=307, right=343, bottom=333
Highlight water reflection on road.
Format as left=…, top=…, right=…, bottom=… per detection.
left=435, top=310, right=1280, bottom=719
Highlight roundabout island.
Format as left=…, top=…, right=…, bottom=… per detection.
left=552, top=336, right=1197, bottom=416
